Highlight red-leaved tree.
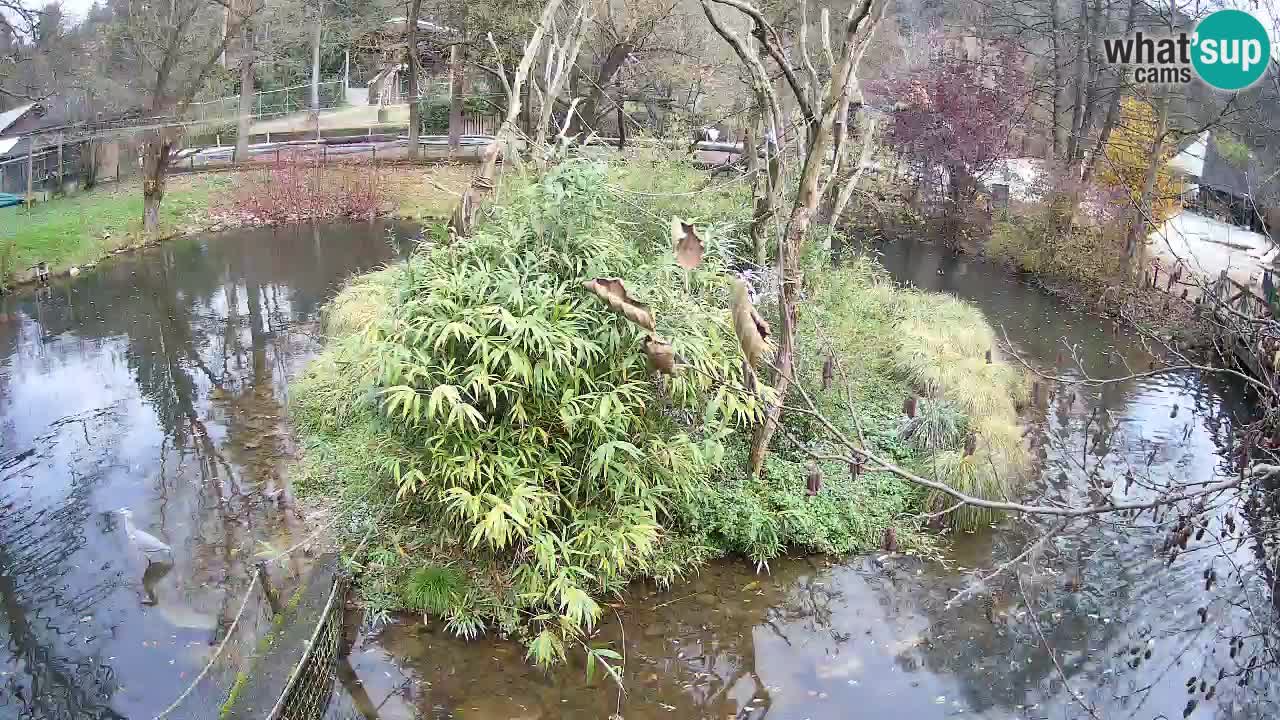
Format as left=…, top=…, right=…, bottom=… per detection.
left=877, top=35, right=1028, bottom=205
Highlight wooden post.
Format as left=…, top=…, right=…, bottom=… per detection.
left=255, top=562, right=283, bottom=616
left=25, top=143, right=34, bottom=209
left=56, top=137, right=63, bottom=193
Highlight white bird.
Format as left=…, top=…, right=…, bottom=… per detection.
left=118, top=508, right=174, bottom=564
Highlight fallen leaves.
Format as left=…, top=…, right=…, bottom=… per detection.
left=582, top=277, right=655, bottom=331
left=671, top=217, right=704, bottom=270
left=642, top=336, right=677, bottom=375
left=730, top=279, right=771, bottom=365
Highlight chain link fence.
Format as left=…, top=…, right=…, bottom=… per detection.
left=189, top=80, right=347, bottom=126
left=269, top=571, right=349, bottom=720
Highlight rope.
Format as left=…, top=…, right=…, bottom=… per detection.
left=151, top=572, right=261, bottom=720
left=147, top=513, right=373, bottom=720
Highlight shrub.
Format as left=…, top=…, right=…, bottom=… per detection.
left=296, top=160, right=760, bottom=664
left=901, top=398, right=968, bottom=453
left=1097, top=97, right=1182, bottom=229
left=418, top=96, right=503, bottom=134
left=221, top=154, right=385, bottom=225
left=986, top=213, right=1129, bottom=286
left=293, top=157, right=1030, bottom=663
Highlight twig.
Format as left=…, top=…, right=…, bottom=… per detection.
left=1018, top=573, right=1103, bottom=720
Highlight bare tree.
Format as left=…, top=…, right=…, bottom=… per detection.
left=567, top=0, right=688, bottom=137
left=120, top=0, right=258, bottom=234
left=449, top=0, right=564, bottom=236
left=531, top=1, right=590, bottom=154
left=234, top=0, right=263, bottom=163
left=701, top=0, right=884, bottom=475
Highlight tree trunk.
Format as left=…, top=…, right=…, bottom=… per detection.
left=1048, top=0, right=1066, bottom=160
left=235, top=24, right=255, bottom=163
left=406, top=0, right=423, bottom=160
left=1076, top=0, right=1104, bottom=149
left=748, top=149, right=827, bottom=475
left=1080, top=0, right=1137, bottom=188
left=449, top=43, right=464, bottom=151
left=142, top=130, right=174, bottom=236
left=310, top=0, right=322, bottom=127
left=748, top=101, right=839, bottom=477
left=1065, top=0, right=1089, bottom=165
left=1128, top=94, right=1169, bottom=269
left=573, top=42, right=633, bottom=137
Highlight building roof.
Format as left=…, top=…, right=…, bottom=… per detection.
left=1168, top=130, right=1207, bottom=179
left=0, top=103, right=37, bottom=135
left=385, top=16, right=455, bottom=34
left=1200, top=134, right=1257, bottom=200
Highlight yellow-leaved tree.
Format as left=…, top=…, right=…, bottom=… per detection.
left=1098, top=97, right=1183, bottom=231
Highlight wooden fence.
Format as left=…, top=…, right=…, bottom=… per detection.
left=1205, top=269, right=1277, bottom=379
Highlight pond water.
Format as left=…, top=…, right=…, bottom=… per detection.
left=328, top=241, right=1280, bottom=720
left=3, top=226, right=1276, bottom=720
left=0, top=221, right=410, bottom=719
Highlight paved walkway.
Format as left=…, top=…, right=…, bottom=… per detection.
left=1149, top=210, right=1277, bottom=294
left=250, top=104, right=411, bottom=135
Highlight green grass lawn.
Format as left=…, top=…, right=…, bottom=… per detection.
left=1, top=174, right=230, bottom=284
left=0, top=164, right=465, bottom=288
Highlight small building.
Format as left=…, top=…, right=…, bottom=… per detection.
left=1168, top=130, right=1277, bottom=236
left=0, top=103, right=140, bottom=199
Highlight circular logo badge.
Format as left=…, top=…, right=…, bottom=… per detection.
left=1192, top=9, right=1272, bottom=91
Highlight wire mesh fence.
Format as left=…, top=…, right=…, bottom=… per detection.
left=189, top=80, right=347, bottom=126
left=270, top=572, right=350, bottom=720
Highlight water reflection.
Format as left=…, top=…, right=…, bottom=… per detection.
left=0, top=222, right=408, bottom=719
left=337, top=240, right=1279, bottom=720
